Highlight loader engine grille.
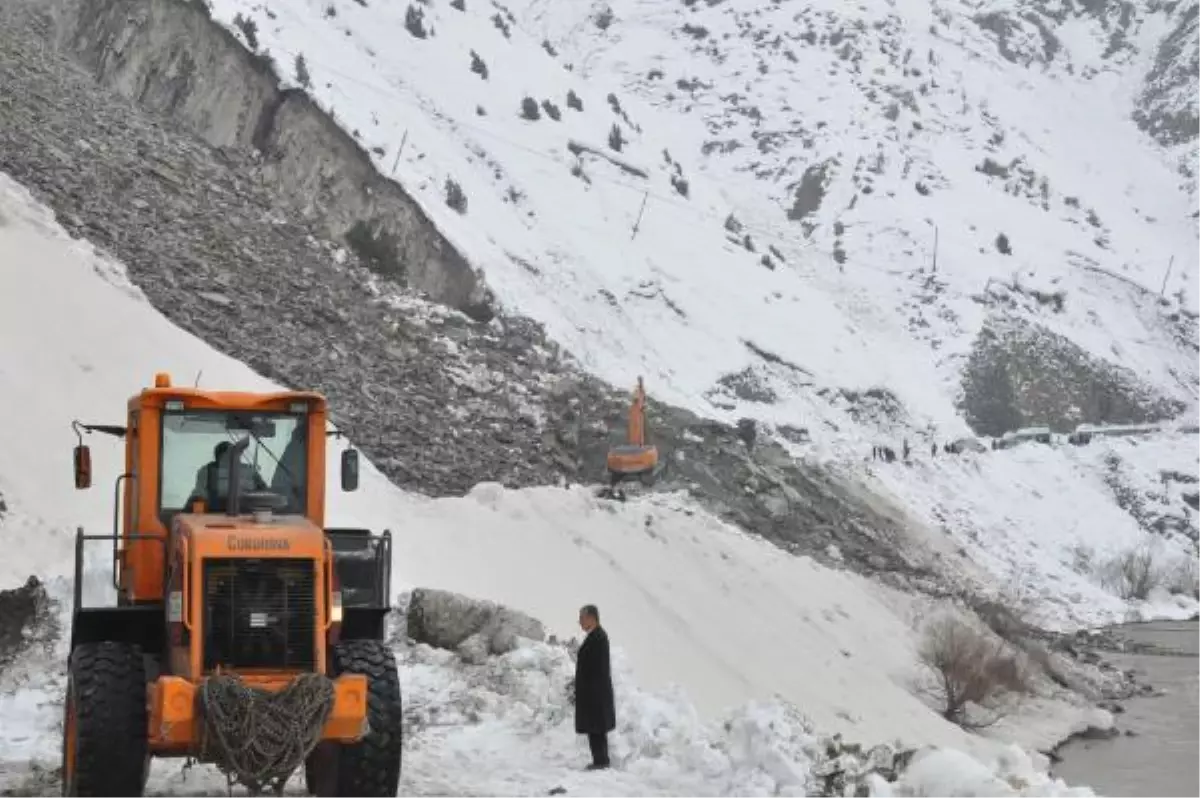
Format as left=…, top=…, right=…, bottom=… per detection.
left=202, top=559, right=317, bottom=671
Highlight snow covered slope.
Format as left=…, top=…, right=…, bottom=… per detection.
left=191, top=0, right=1198, bottom=632
left=201, top=0, right=1197, bottom=441
left=0, top=170, right=1101, bottom=795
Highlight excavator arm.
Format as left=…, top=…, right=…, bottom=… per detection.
left=628, top=377, right=646, bottom=447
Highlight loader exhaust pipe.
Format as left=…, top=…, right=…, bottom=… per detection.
left=226, top=436, right=251, bottom=517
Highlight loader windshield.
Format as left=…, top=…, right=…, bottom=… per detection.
left=159, top=409, right=309, bottom=520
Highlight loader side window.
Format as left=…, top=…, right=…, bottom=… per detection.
left=159, top=410, right=308, bottom=521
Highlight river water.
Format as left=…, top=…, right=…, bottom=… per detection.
left=1052, top=619, right=1199, bottom=797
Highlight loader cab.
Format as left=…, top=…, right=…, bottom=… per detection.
left=71, top=372, right=362, bottom=605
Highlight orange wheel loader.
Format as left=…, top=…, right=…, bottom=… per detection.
left=63, top=373, right=401, bottom=796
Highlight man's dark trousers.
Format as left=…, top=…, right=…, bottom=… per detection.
left=587, top=732, right=609, bottom=768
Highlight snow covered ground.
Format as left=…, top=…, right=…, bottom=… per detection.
left=857, top=434, right=1200, bottom=631
left=0, top=171, right=1109, bottom=794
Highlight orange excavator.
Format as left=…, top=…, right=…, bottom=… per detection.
left=601, top=376, right=660, bottom=500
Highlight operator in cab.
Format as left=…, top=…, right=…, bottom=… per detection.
left=192, top=440, right=267, bottom=512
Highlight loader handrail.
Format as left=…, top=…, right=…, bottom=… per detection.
left=112, top=472, right=131, bottom=590
left=324, top=528, right=392, bottom=609
left=73, top=528, right=165, bottom=612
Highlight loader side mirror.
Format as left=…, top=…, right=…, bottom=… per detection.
left=74, top=444, right=92, bottom=490
left=341, top=449, right=360, bottom=492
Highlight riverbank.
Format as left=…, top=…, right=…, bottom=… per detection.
left=1052, top=619, right=1199, bottom=797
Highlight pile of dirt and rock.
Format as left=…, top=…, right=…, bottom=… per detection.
left=0, top=576, right=57, bottom=673
left=958, top=314, right=1187, bottom=437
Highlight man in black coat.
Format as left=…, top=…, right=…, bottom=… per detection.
left=573, top=604, right=615, bottom=770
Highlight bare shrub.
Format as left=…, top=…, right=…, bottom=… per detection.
left=918, top=614, right=1030, bottom=729
left=993, top=564, right=1042, bottom=632
left=607, top=123, right=625, bottom=152
left=1164, top=552, right=1199, bottom=597
left=294, top=53, right=312, bottom=88
left=1069, top=543, right=1095, bottom=576
left=444, top=178, right=467, bottom=214
left=232, top=13, right=259, bottom=50
left=405, top=5, right=427, bottom=38
left=519, top=97, right=540, bottom=121
left=469, top=50, right=488, bottom=80
left=1099, top=544, right=1162, bottom=600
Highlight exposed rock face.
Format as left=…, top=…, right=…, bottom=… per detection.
left=54, top=0, right=491, bottom=319
left=1133, top=0, right=1199, bottom=149
left=958, top=315, right=1186, bottom=436
left=971, top=1, right=1142, bottom=68
left=0, top=2, right=578, bottom=496
left=0, top=0, right=958, bottom=592
left=406, top=587, right=545, bottom=664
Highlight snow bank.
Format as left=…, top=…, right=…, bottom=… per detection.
left=861, top=439, right=1200, bottom=631
left=0, top=170, right=1102, bottom=793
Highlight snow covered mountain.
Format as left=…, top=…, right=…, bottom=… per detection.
left=0, top=0, right=1196, bottom=791
left=200, top=0, right=1198, bottom=436
left=0, top=170, right=1103, bottom=795
left=183, top=0, right=1200, bottom=622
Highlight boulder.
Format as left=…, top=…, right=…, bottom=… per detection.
left=406, top=587, right=545, bottom=662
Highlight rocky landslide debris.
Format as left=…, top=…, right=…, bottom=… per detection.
left=0, top=1, right=957, bottom=593
left=958, top=314, right=1187, bottom=437
left=406, top=587, right=546, bottom=664
left=814, top=737, right=918, bottom=797
left=0, top=576, right=58, bottom=672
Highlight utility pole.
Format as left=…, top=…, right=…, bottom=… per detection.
left=630, top=191, right=648, bottom=240
left=925, top=218, right=939, bottom=273
left=390, top=130, right=408, bottom=176
left=932, top=222, right=939, bottom=273
left=1159, top=254, right=1174, bottom=297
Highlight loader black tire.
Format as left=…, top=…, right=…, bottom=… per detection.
left=60, top=642, right=148, bottom=797
left=320, top=639, right=403, bottom=796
